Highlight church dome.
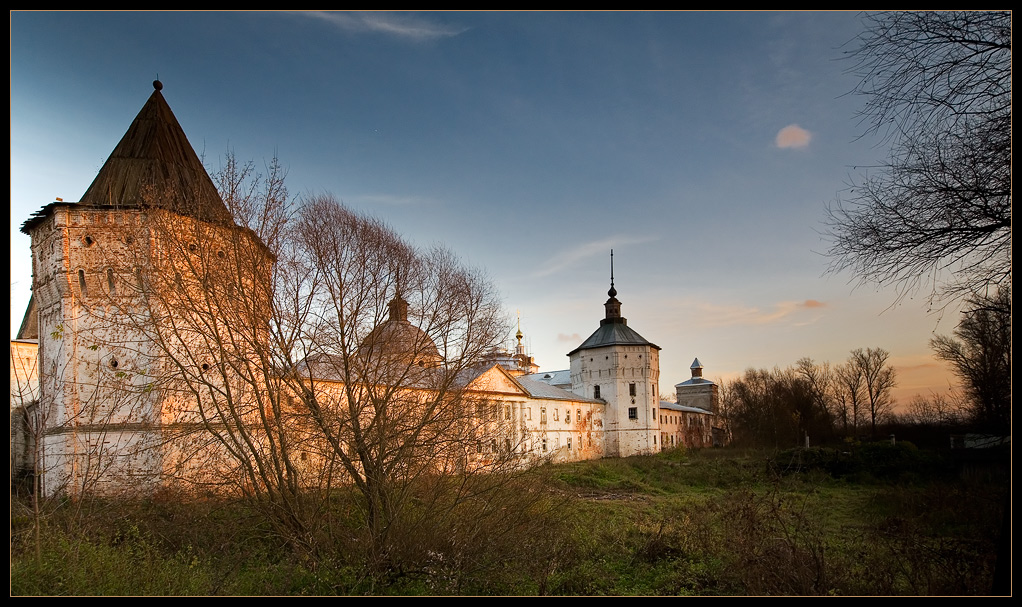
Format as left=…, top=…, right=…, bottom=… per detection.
left=359, top=294, right=442, bottom=369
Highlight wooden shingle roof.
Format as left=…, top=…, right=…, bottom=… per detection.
left=23, top=81, right=230, bottom=234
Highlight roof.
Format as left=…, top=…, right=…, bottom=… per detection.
left=660, top=401, right=713, bottom=415
left=516, top=376, right=599, bottom=402
left=568, top=319, right=659, bottom=356
left=22, top=81, right=230, bottom=234
left=17, top=294, right=37, bottom=340
left=521, top=369, right=571, bottom=387
left=676, top=377, right=716, bottom=387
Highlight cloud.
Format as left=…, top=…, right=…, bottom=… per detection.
left=356, top=193, right=429, bottom=206
left=531, top=235, right=658, bottom=278
left=775, top=124, right=812, bottom=149
left=299, top=11, right=469, bottom=41
left=557, top=333, right=582, bottom=343
left=695, top=299, right=825, bottom=328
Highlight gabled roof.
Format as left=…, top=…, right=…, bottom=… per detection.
left=23, top=81, right=230, bottom=234
left=465, top=364, right=601, bottom=403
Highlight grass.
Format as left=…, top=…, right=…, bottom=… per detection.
left=11, top=446, right=1007, bottom=596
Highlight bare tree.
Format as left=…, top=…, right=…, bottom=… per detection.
left=849, top=348, right=897, bottom=438
left=900, top=392, right=968, bottom=427
left=118, top=153, right=518, bottom=567
left=930, top=286, right=1011, bottom=432
left=286, top=195, right=512, bottom=565
left=833, top=359, right=865, bottom=437
left=826, top=11, right=1011, bottom=310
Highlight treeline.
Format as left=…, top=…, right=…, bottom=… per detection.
left=718, top=348, right=897, bottom=449
left=720, top=285, right=1011, bottom=449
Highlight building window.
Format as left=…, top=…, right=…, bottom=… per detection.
left=652, top=408, right=656, bottom=420
left=628, top=407, right=638, bottom=420
left=107, top=268, right=116, bottom=295
left=594, top=385, right=601, bottom=399
left=577, top=409, right=581, bottom=423
left=504, top=404, right=511, bottom=420
left=553, top=409, right=559, bottom=421
left=541, top=408, right=547, bottom=424
left=567, top=437, right=572, bottom=450
left=629, top=383, right=636, bottom=397
left=78, top=269, right=88, bottom=297
left=565, top=410, right=571, bottom=424
left=542, top=438, right=547, bottom=452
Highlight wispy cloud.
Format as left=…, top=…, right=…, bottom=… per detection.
left=696, top=299, right=826, bottom=328
left=532, top=235, right=658, bottom=278
left=775, top=124, right=811, bottom=149
left=355, top=193, right=430, bottom=207
left=298, top=11, right=469, bottom=41
left=557, top=333, right=582, bottom=343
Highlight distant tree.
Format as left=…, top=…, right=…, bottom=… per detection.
left=930, top=286, right=1011, bottom=432
left=826, top=11, right=1011, bottom=310
left=899, top=391, right=968, bottom=427
left=795, top=357, right=838, bottom=444
left=833, top=360, right=865, bottom=437
left=849, top=348, right=897, bottom=438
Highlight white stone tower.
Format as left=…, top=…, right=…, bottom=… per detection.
left=20, top=80, right=239, bottom=496
left=568, top=251, right=660, bottom=457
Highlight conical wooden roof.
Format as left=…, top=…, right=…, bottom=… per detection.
left=77, top=80, right=230, bottom=223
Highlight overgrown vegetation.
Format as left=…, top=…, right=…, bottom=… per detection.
left=12, top=446, right=1005, bottom=596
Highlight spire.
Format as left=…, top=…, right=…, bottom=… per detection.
left=603, top=249, right=623, bottom=323
left=691, top=358, right=704, bottom=378
left=388, top=268, right=409, bottom=322
left=77, top=80, right=231, bottom=223
left=515, top=310, right=525, bottom=355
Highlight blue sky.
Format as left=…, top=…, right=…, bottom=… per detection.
left=10, top=11, right=962, bottom=405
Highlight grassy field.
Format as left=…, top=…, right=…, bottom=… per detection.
left=10, top=443, right=1007, bottom=596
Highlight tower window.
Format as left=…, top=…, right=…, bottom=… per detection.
left=594, top=385, right=601, bottom=399
left=628, top=407, right=638, bottom=420
left=78, top=269, right=88, bottom=297
left=629, top=383, right=636, bottom=397
left=107, top=268, right=116, bottom=295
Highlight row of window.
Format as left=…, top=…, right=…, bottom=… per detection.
left=476, top=433, right=593, bottom=455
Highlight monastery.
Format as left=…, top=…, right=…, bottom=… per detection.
left=10, top=82, right=720, bottom=497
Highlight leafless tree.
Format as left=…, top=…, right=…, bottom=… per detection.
left=848, top=348, right=897, bottom=438
left=900, top=391, right=968, bottom=427
left=930, top=285, right=1011, bottom=431
left=826, top=11, right=1011, bottom=310
left=116, top=153, right=520, bottom=567
left=833, top=359, right=865, bottom=437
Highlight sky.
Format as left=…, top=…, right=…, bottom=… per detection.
left=10, top=11, right=965, bottom=408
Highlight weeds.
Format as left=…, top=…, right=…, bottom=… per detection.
left=11, top=448, right=1003, bottom=595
